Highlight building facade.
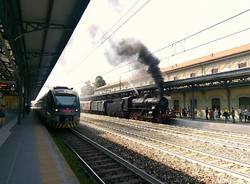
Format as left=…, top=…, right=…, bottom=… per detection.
left=94, top=44, right=250, bottom=120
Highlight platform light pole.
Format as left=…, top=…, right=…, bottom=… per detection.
left=191, top=84, right=195, bottom=120
left=17, top=83, right=24, bottom=125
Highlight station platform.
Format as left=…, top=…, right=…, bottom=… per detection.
left=0, top=113, right=79, bottom=184
left=175, top=118, right=250, bottom=134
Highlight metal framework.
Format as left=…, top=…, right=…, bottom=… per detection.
left=0, top=0, right=90, bottom=101
left=14, top=21, right=73, bottom=42
left=83, top=67, right=250, bottom=101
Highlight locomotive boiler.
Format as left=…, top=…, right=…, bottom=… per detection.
left=81, top=94, right=175, bottom=123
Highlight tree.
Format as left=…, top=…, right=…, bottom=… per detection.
left=94, top=76, right=106, bottom=88
left=80, top=81, right=94, bottom=98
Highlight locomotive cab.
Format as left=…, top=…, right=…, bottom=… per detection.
left=35, top=86, right=80, bottom=128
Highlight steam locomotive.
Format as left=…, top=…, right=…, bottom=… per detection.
left=81, top=94, right=175, bottom=123
left=35, top=86, right=80, bottom=128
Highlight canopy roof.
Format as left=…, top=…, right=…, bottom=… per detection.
left=0, top=0, right=90, bottom=99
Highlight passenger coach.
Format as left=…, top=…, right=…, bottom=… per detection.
left=35, top=86, right=80, bottom=128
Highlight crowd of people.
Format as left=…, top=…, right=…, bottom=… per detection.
left=177, top=106, right=250, bottom=123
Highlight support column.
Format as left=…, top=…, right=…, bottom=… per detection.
left=191, top=85, right=195, bottom=120
left=23, top=87, right=26, bottom=118
left=183, top=92, right=186, bottom=108
left=17, top=84, right=24, bottom=124
left=225, top=81, right=231, bottom=110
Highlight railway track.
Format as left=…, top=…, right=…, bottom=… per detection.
left=80, top=118, right=250, bottom=182
left=81, top=114, right=250, bottom=152
left=60, top=129, right=164, bottom=184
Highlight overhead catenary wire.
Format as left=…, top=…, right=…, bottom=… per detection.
left=73, top=26, right=250, bottom=87
left=119, top=27, right=250, bottom=76
left=159, top=27, right=250, bottom=61
left=98, top=0, right=141, bottom=45
left=77, top=8, right=250, bottom=83
left=121, top=27, right=250, bottom=74
left=67, top=0, right=151, bottom=73
left=68, top=8, right=249, bottom=87
left=152, top=9, right=250, bottom=54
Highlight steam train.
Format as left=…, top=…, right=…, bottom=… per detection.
left=35, top=86, right=80, bottom=128
left=81, top=94, right=176, bottom=123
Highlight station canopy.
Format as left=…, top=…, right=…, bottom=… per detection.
left=0, top=0, right=90, bottom=99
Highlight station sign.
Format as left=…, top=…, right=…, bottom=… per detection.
left=0, top=82, right=16, bottom=93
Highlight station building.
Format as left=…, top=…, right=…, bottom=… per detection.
left=94, top=44, right=250, bottom=120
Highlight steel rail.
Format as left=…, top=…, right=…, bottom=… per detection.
left=82, top=113, right=250, bottom=139
left=119, top=120, right=250, bottom=150
left=65, top=142, right=106, bottom=184
left=84, top=120, right=250, bottom=168
left=82, top=121, right=250, bottom=182
left=70, top=129, right=164, bottom=184
left=81, top=115, right=250, bottom=151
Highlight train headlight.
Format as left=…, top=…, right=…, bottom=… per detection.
left=152, top=106, right=155, bottom=109
left=75, top=109, right=79, bottom=112
left=55, top=108, right=59, bottom=112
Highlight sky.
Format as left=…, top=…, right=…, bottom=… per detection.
left=35, top=0, right=250, bottom=101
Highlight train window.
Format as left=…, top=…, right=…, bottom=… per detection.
left=55, top=95, right=77, bottom=106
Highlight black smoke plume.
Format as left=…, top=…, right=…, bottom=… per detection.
left=114, top=39, right=164, bottom=97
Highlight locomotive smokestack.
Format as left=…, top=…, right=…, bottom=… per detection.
left=116, top=39, right=164, bottom=98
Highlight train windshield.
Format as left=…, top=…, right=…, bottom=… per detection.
left=55, top=95, right=78, bottom=106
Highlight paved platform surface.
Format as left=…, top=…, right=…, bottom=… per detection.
left=175, top=118, right=250, bottom=134
left=0, top=113, right=79, bottom=184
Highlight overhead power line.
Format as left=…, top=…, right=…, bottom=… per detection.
left=68, top=0, right=152, bottom=73
left=99, top=0, right=141, bottom=45
left=87, top=9, right=250, bottom=78
left=152, top=9, right=250, bottom=54
left=70, top=8, right=250, bottom=86
left=119, top=27, right=250, bottom=75
left=160, top=27, right=250, bottom=61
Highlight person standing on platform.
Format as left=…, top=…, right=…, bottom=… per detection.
left=238, top=108, right=243, bottom=122
left=0, top=104, right=6, bottom=127
left=223, top=108, right=229, bottom=123
left=205, top=107, right=209, bottom=120
left=218, top=108, right=221, bottom=119
left=231, top=107, right=235, bottom=123
left=244, top=108, right=248, bottom=122
left=248, top=109, right=250, bottom=123
left=214, top=108, right=218, bottom=120
left=209, top=108, right=214, bottom=120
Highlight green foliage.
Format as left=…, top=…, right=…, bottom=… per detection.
left=94, top=76, right=106, bottom=88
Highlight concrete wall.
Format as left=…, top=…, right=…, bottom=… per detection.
left=166, top=54, right=250, bottom=81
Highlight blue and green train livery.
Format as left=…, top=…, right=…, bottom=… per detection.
left=35, top=86, right=80, bottom=128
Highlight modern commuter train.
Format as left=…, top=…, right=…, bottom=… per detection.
left=81, top=94, right=176, bottom=123
left=35, top=86, right=80, bottom=128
